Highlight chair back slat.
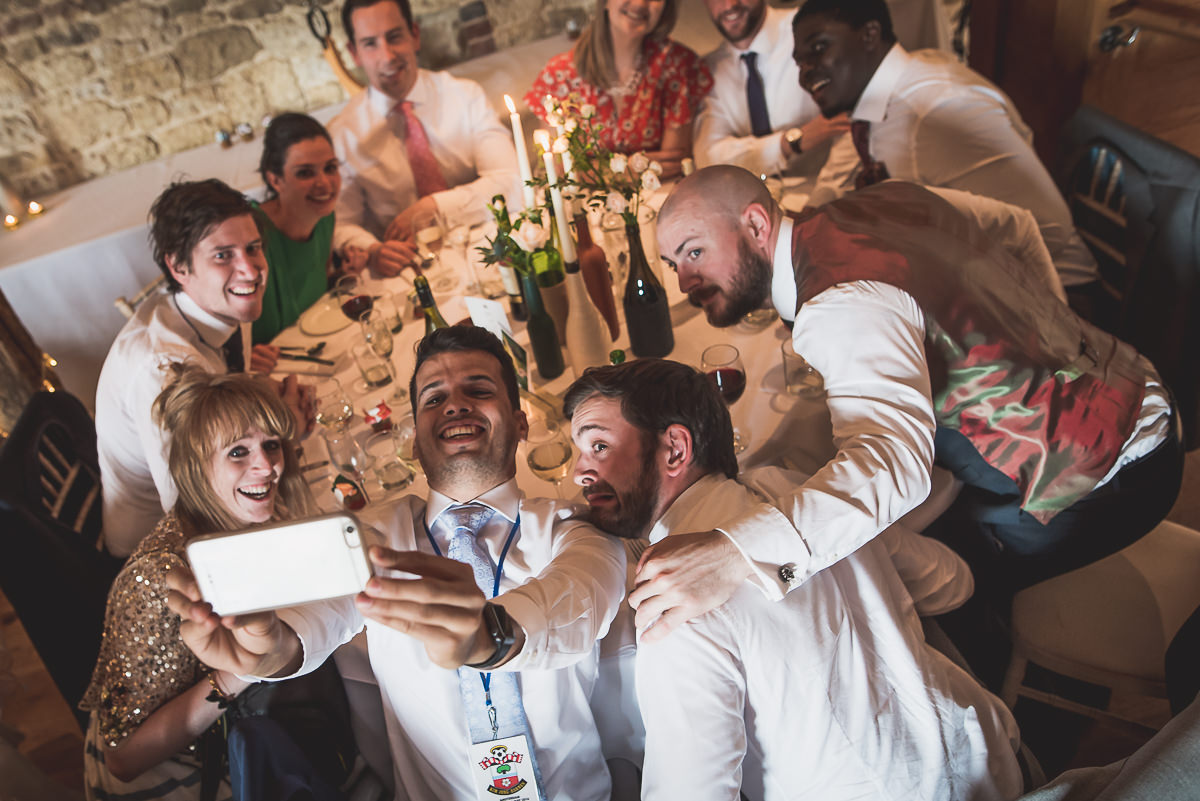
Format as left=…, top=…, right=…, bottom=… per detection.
left=0, top=390, right=121, bottom=730
left=1058, top=105, right=1200, bottom=449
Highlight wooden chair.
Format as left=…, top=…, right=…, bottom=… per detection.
left=1001, top=516, right=1200, bottom=730
left=0, top=391, right=122, bottom=730
left=1058, top=105, right=1200, bottom=448
left=114, top=274, right=166, bottom=320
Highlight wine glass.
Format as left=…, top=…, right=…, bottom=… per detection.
left=701, top=344, right=748, bottom=454
left=410, top=206, right=461, bottom=295
left=314, top=378, right=354, bottom=433
left=322, top=429, right=375, bottom=502
left=361, top=308, right=408, bottom=403
left=525, top=421, right=574, bottom=498
left=335, top=274, right=373, bottom=322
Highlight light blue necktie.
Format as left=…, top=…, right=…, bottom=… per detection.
left=439, top=503, right=546, bottom=797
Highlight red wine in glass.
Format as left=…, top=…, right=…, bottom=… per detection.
left=341, top=294, right=373, bottom=321
left=708, top=367, right=747, bottom=404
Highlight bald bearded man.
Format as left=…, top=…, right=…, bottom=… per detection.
left=630, top=166, right=1180, bottom=655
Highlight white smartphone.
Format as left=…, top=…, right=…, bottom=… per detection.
left=186, top=513, right=374, bottom=616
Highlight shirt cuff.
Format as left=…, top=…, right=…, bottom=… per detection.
left=716, top=502, right=813, bottom=601
left=490, top=590, right=544, bottom=670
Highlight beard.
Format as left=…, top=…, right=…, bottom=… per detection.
left=419, top=428, right=519, bottom=497
left=583, top=439, right=662, bottom=539
left=716, top=1, right=766, bottom=44
left=704, top=236, right=773, bottom=328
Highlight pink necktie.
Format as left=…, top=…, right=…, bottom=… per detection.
left=394, top=101, right=449, bottom=198
left=850, top=120, right=890, bottom=189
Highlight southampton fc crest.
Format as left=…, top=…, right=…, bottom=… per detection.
left=478, top=743, right=528, bottom=795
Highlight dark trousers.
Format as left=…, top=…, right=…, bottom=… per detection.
left=927, top=418, right=1183, bottom=688
left=928, top=420, right=1183, bottom=598
left=227, top=717, right=345, bottom=801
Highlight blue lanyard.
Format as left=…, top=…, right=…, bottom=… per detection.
left=423, top=509, right=521, bottom=706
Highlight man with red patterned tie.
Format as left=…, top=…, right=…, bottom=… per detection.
left=330, top=0, right=521, bottom=276
left=791, top=0, right=1101, bottom=308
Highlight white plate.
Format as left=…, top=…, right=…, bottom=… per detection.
left=299, top=295, right=352, bottom=336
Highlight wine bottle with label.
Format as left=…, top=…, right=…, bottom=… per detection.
left=497, top=261, right=528, bottom=321
left=622, top=222, right=673, bottom=357
left=414, top=275, right=449, bottom=335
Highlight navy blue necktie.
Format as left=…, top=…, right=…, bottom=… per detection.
left=742, top=52, right=771, bottom=137
left=222, top=325, right=245, bottom=373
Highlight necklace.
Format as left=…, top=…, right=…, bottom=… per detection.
left=609, top=48, right=647, bottom=99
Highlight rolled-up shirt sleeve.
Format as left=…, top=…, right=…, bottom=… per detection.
left=718, top=280, right=936, bottom=598
left=496, top=519, right=626, bottom=671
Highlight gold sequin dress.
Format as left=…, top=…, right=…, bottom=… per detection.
left=79, top=512, right=232, bottom=801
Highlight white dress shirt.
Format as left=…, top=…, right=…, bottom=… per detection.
left=329, top=72, right=521, bottom=252
left=730, top=192, right=1170, bottom=601
left=95, top=290, right=248, bottom=557
left=638, top=470, right=1024, bottom=801
left=694, top=6, right=823, bottom=175
left=274, top=479, right=626, bottom=801
left=852, top=44, right=1098, bottom=287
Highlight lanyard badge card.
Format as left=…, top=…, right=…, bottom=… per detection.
left=467, top=735, right=543, bottom=799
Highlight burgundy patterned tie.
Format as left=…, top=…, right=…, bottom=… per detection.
left=850, top=120, right=890, bottom=189
left=393, top=101, right=449, bottom=198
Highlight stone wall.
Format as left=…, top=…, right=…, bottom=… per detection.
left=0, top=0, right=592, bottom=198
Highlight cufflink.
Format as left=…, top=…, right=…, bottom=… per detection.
left=778, top=563, right=798, bottom=586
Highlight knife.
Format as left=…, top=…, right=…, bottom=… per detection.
left=278, top=352, right=336, bottom=366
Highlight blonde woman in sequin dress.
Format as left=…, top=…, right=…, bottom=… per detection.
left=80, top=365, right=316, bottom=801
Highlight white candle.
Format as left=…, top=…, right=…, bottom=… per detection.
left=504, top=94, right=537, bottom=211
left=535, top=130, right=576, bottom=264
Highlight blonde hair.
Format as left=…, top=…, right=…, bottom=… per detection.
left=154, top=363, right=316, bottom=536
left=574, top=0, right=679, bottom=90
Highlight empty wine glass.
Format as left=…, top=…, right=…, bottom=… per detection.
left=525, top=420, right=574, bottom=498
left=360, top=308, right=407, bottom=403
left=321, top=429, right=375, bottom=502
left=410, top=206, right=460, bottom=295
left=314, top=378, right=354, bottom=433
left=701, top=343, right=748, bottom=454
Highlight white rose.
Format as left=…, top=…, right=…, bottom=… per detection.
left=641, top=170, right=661, bottom=192
left=648, top=160, right=663, bottom=175
left=546, top=110, right=562, bottom=127
left=564, top=118, right=578, bottom=133
left=629, top=152, right=650, bottom=174
left=552, top=136, right=569, bottom=154
left=581, top=103, right=596, bottom=119
left=605, top=193, right=628, bottom=215
left=542, top=95, right=557, bottom=114
left=511, top=218, right=549, bottom=252
left=609, top=154, right=628, bottom=174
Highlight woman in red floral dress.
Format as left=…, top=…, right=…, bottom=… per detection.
left=525, top=0, right=713, bottom=178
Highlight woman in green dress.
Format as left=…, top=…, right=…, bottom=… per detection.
left=251, top=113, right=367, bottom=345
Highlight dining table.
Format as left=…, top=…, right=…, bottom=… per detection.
left=273, top=175, right=838, bottom=513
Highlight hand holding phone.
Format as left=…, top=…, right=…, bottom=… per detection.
left=186, top=513, right=374, bottom=616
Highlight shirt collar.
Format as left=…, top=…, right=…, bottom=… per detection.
left=647, top=473, right=729, bottom=545
left=771, top=214, right=797, bottom=321
left=366, top=72, right=429, bottom=116
left=425, top=477, right=522, bottom=530
left=173, top=291, right=238, bottom=350
left=852, top=43, right=908, bottom=123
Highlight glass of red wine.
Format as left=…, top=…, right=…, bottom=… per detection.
left=702, top=343, right=748, bottom=454
left=335, top=274, right=373, bottom=322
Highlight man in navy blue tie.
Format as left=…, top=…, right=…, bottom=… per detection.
left=168, top=326, right=626, bottom=800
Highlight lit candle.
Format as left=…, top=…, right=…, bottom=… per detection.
left=504, top=94, right=537, bottom=211
left=26, top=200, right=43, bottom=216
left=535, top=130, right=576, bottom=264
left=4, top=213, right=18, bottom=230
